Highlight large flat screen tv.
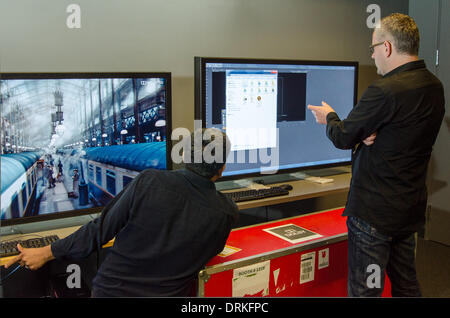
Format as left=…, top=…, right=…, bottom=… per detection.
left=1, top=72, right=172, bottom=225
left=195, top=57, right=358, bottom=180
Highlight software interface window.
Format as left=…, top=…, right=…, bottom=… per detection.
left=204, top=62, right=356, bottom=177
left=225, top=70, right=278, bottom=151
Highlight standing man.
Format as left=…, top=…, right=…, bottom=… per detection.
left=5, top=128, right=238, bottom=297
left=308, top=13, right=445, bottom=297
left=47, top=165, right=55, bottom=189
left=72, top=168, right=79, bottom=197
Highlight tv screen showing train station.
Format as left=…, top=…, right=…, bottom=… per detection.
left=0, top=73, right=172, bottom=224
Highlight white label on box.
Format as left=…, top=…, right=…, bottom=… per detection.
left=318, top=248, right=329, bottom=269
left=232, top=260, right=270, bottom=297
left=300, top=252, right=315, bottom=284
left=263, top=223, right=322, bottom=244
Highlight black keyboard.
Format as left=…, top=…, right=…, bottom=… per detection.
left=224, top=186, right=290, bottom=203
left=0, top=235, right=59, bottom=258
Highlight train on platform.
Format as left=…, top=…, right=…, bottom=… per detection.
left=1, top=152, right=42, bottom=220
left=1, top=142, right=167, bottom=221
left=76, top=142, right=167, bottom=207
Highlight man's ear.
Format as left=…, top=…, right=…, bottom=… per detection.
left=385, top=41, right=393, bottom=57
left=210, top=164, right=226, bottom=182
left=218, top=164, right=226, bottom=177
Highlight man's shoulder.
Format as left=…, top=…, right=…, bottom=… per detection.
left=139, top=168, right=177, bottom=179
left=373, top=65, right=442, bottom=96
left=138, top=169, right=238, bottom=216
left=359, top=80, right=387, bottom=103
left=134, top=169, right=184, bottom=189
left=214, top=192, right=239, bottom=219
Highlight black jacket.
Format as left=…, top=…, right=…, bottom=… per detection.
left=51, top=168, right=238, bottom=296
left=326, top=60, right=445, bottom=236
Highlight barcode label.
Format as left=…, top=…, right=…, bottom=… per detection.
left=300, top=252, right=315, bottom=284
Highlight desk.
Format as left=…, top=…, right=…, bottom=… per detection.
left=224, top=172, right=351, bottom=210
left=0, top=226, right=115, bottom=267
left=1, top=173, right=350, bottom=264
left=1, top=171, right=352, bottom=296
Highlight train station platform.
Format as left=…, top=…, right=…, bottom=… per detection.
left=38, top=180, right=74, bottom=215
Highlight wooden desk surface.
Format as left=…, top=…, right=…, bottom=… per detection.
left=1, top=173, right=350, bottom=266
left=228, top=172, right=351, bottom=210
left=0, top=225, right=115, bottom=266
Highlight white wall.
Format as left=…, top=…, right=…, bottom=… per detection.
left=0, top=0, right=408, bottom=130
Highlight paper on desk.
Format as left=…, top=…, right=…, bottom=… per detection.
left=234, top=179, right=254, bottom=188
left=304, top=176, right=334, bottom=184
left=290, top=172, right=308, bottom=180
left=218, top=245, right=241, bottom=257
left=234, top=179, right=268, bottom=190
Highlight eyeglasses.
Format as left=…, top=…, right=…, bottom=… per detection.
left=369, top=41, right=385, bottom=55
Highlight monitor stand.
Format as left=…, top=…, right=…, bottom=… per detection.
left=304, top=166, right=351, bottom=177
left=215, top=179, right=252, bottom=191
left=0, top=226, right=22, bottom=236
left=251, top=173, right=301, bottom=185
left=0, top=214, right=98, bottom=236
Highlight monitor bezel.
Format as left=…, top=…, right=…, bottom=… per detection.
left=0, top=71, right=172, bottom=226
left=194, top=56, right=358, bottom=181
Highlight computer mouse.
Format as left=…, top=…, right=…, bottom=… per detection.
left=279, top=184, right=293, bottom=191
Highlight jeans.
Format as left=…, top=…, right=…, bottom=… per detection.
left=346, top=215, right=421, bottom=297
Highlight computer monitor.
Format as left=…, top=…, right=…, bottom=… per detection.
left=195, top=57, right=358, bottom=180
left=1, top=72, right=172, bottom=225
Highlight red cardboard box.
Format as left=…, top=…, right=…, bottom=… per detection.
left=198, top=208, right=391, bottom=297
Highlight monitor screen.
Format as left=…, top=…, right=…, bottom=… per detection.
left=195, top=57, right=358, bottom=179
left=1, top=72, right=172, bottom=225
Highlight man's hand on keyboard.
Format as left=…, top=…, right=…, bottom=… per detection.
left=4, top=244, right=55, bottom=270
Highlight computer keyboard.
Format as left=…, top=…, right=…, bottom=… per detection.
left=0, top=235, right=59, bottom=258
left=224, top=186, right=290, bottom=203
